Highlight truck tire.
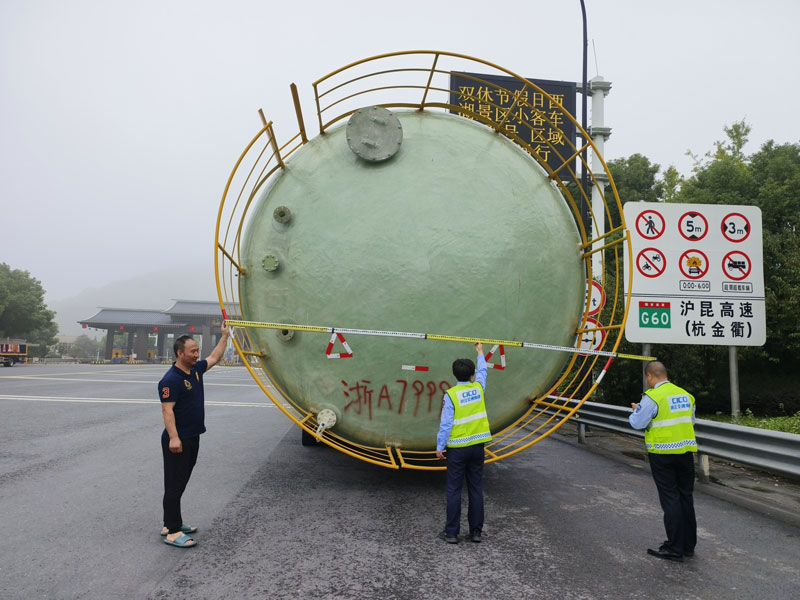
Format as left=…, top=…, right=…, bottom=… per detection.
left=301, top=429, right=320, bottom=447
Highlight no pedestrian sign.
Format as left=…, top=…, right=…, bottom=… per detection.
left=635, top=210, right=665, bottom=240
left=623, top=202, right=765, bottom=346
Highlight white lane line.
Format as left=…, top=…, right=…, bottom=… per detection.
left=0, top=369, right=164, bottom=377
left=0, top=367, right=250, bottom=377
left=0, top=394, right=273, bottom=408
left=0, top=376, right=258, bottom=387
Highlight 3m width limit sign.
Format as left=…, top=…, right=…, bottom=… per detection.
left=623, top=203, right=765, bottom=346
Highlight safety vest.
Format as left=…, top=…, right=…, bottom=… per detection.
left=446, top=382, right=492, bottom=448
left=643, top=382, right=697, bottom=454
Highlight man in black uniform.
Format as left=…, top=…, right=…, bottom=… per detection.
left=158, top=323, right=230, bottom=547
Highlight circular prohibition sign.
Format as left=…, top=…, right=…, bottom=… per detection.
left=586, top=279, right=606, bottom=317
left=721, top=212, right=751, bottom=243
left=635, top=210, right=665, bottom=240
left=636, top=247, right=667, bottom=278
left=678, top=249, right=709, bottom=280
left=678, top=211, right=709, bottom=242
left=722, top=250, right=752, bottom=280
left=578, top=317, right=606, bottom=355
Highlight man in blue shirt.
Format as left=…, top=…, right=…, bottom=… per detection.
left=436, top=342, right=490, bottom=543
left=629, top=361, right=697, bottom=562
left=159, top=323, right=231, bottom=548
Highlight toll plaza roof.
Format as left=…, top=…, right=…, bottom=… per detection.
left=79, top=300, right=243, bottom=331
left=79, top=308, right=185, bottom=330
left=163, top=300, right=239, bottom=316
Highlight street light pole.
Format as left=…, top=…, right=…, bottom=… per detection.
left=579, top=0, right=589, bottom=236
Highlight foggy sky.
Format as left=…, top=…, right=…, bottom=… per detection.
left=2, top=0, right=798, bottom=303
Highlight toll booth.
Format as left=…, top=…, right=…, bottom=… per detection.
left=79, top=301, right=237, bottom=362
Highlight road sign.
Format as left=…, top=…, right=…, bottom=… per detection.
left=678, top=249, right=709, bottom=279
left=721, top=213, right=751, bottom=242
left=578, top=318, right=605, bottom=354
left=623, top=202, right=765, bottom=346
left=586, top=280, right=606, bottom=317
left=678, top=211, right=708, bottom=241
left=636, top=248, right=666, bottom=278
left=638, top=301, right=671, bottom=329
left=635, top=210, right=665, bottom=240
left=722, top=251, right=752, bottom=280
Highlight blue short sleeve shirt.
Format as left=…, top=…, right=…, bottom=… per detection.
left=158, top=359, right=208, bottom=439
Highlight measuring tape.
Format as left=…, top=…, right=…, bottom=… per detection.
left=223, top=318, right=655, bottom=362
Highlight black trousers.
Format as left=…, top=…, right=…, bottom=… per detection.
left=162, top=435, right=200, bottom=534
left=444, top=443, right=485, bottom=536
left=649, top=452, right=697, bottom=554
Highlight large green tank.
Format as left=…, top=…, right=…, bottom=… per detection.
left=239, top=108, right=584, bottom=450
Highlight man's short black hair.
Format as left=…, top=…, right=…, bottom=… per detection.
left=174, top=334, right=194, bottom=357
left=645, top=360, right=668, bottom=379
left=452, top=358, right=476, bottom=381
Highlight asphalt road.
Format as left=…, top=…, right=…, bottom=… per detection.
left=0, top=364, right=798, bottom=600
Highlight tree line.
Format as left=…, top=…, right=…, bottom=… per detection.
left=596, top=121, right=799, bottom=416
left=0, top=264, right=57, bottom=358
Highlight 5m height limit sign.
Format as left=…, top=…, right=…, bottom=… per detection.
left=623, top=202, right=766, bottom=346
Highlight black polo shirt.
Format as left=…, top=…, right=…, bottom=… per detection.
left=158, top=359, right=208, bottom=439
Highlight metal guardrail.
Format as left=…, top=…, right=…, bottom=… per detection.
left=566, top=399, right=800, bottom=479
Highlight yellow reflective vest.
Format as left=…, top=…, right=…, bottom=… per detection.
left=643, top=382, right=697, bottom=454
left=446, top=382, right=492, bottom=448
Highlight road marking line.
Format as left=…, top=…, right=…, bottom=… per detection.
left=0, top=376, right=257, bottom=387
left=0, top=394, right=273, bottom=408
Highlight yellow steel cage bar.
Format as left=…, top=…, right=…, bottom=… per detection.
left=215, top=50, right=634, bottom=469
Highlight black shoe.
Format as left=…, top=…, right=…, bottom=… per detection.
left=683, top=549, right=694, bottom=557
left=438, top=530, right=458, bottom=544
left=470, top=530, right=482, bottom=543
left=647, top=547, right=684, bottom=562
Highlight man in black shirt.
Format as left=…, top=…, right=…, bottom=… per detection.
left=158, top=323, right=230, bottom=547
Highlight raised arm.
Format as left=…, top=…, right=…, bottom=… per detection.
left=474, top=342, right=487, bottom=391
left=205, top=322, right=232, bottom=370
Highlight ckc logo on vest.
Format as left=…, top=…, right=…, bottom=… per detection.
left=458, top=388, right=481, bottom=405
left=668, top=395, right=691, bottom=412
left=639, top=301, right=671, bottom=328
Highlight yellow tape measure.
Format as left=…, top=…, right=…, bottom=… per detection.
left=224, top=319, right=655, bottom=361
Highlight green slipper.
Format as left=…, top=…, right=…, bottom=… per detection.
left=163, top=533, right=196, bottom=548
left=161, top=524, right=197, bottom=536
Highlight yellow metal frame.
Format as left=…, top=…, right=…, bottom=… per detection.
left=214, top=50, right=633, bottom=470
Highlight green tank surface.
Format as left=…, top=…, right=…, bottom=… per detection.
left=239, top=109, right=584, bottom=450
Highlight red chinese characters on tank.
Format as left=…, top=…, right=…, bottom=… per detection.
left=341, top=379, right=451, bottom=420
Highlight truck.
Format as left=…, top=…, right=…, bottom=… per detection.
left=0, top=340, right=27, bottom=366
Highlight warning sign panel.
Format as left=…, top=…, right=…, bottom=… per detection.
left=623, top=202, right=765, bottom=346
